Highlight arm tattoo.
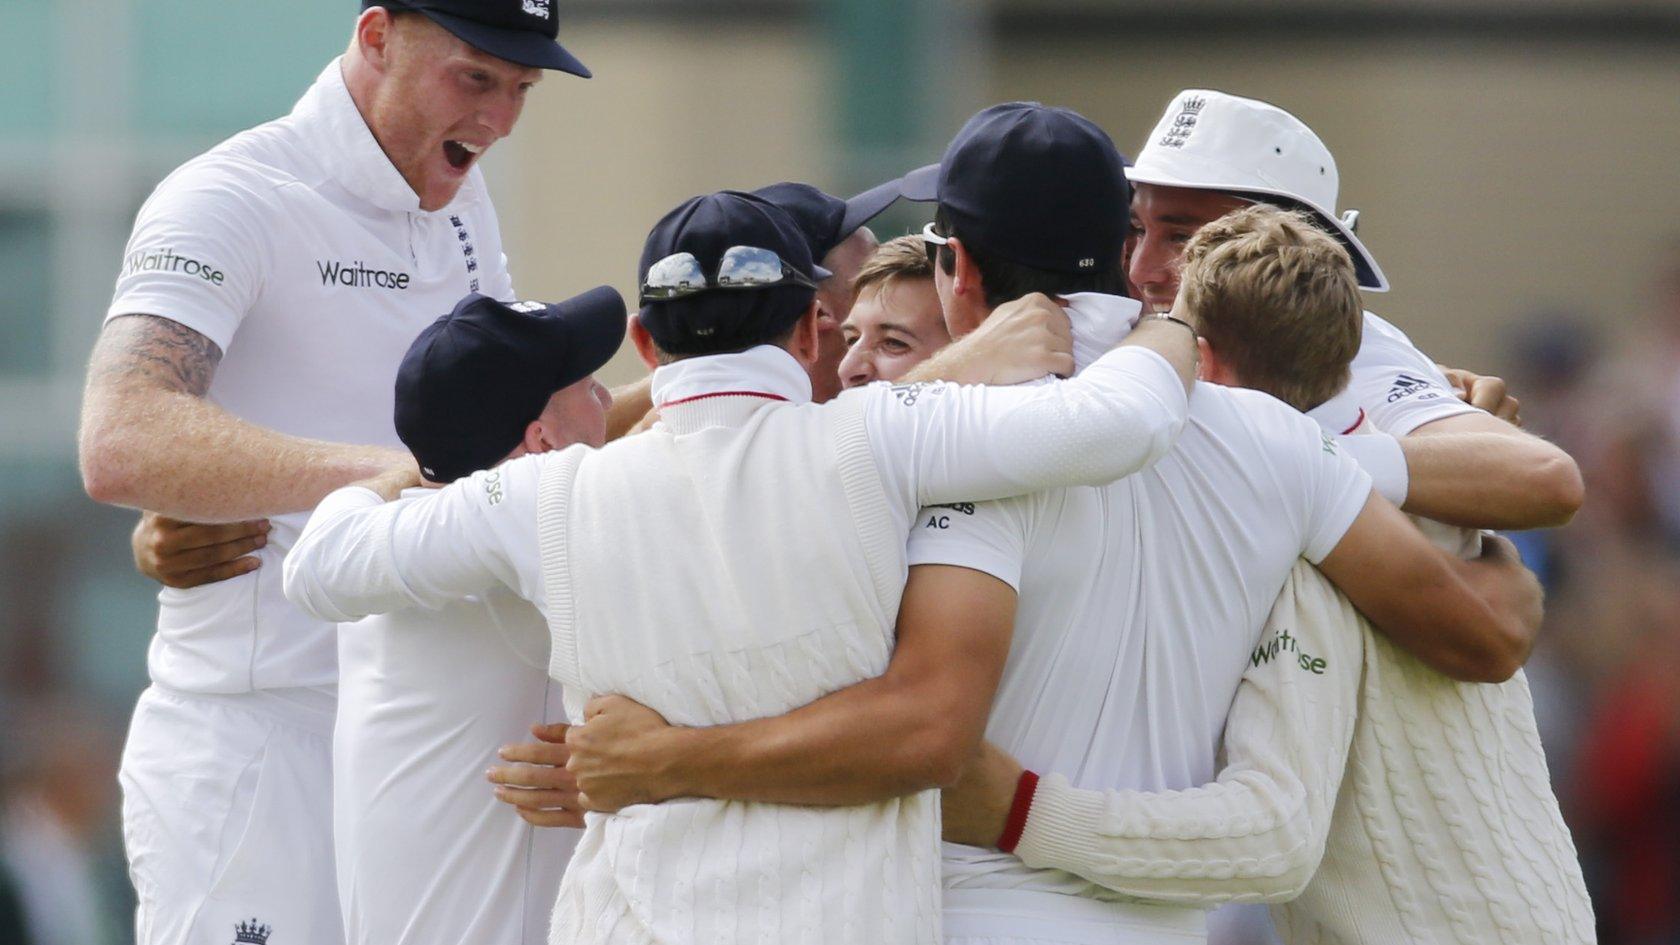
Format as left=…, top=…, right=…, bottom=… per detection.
left=90, top=314, right=223, bottom=397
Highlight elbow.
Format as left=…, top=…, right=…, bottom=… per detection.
left=1251, top=825, right=1325, bottom=902
left=1254, top=866, right=1316, bottom=904
left=1502, top=448, right=1582, bottom=529
left=279, top=552, right=340, bottom=624
left=1092, top=411, right=1184, bottom=484
left=895, top=705, right=978, bottom=789
left=1533, top=454, right=1585, bottom=527
left=912, top=719, right=974, bottom=789
left=78, top=429, right=138, bottom=507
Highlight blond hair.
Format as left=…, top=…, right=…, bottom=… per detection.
left=1180, top=205, right=1363, bottom=412
left=852, top=235, right=934, bottom=300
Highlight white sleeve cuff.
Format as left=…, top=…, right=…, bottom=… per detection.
left=1336, top=432, right=1408, bottom=507
left=1012, top=772, right=1108, bottom=873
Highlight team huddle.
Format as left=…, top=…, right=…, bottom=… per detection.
left=78, top=2, right=1599, bottom=945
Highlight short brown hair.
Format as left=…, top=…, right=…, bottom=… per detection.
left=1180, top=205, right=1363, bottom=412
left=852, top=235, right=934, bottom=300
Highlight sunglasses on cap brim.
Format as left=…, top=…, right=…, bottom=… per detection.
left=919, top=221, right=951, bottom=266
left=641, top=245, right=822, bottom=304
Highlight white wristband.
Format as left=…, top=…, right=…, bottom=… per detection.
left=1336, top=431, right=1409, bottom=507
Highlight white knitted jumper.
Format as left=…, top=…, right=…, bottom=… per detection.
left=1011, top=555, right=1595, bottom=944
left=537, top=391, right=939, bottom=945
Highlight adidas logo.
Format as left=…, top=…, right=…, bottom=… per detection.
left=1385, top=372, right=1436, bottom=403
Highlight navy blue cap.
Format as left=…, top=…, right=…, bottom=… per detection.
left=752, top=181, right=904, bottom=262
left=903, top=103, right=1129, bottom=274
left=366, top=0, right=591, bottom=77
left=395, top=289, right=625, bottom=482
left=636, top=191, right=827, bottom=356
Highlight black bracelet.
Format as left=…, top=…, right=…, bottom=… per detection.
left=1140, top=312, right=1198, bottom=339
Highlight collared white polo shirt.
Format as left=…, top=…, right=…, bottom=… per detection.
left=904, top=296, right=1373, bottom=904
left=106, top=57, right=514, bottom=693
left=1311, top=311, right=1478, bottom=437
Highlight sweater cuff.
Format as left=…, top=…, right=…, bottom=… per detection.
left=1010, top=772, right=1108, bottom=873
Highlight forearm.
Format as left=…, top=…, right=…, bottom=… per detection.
left=81, top=387, right=405, bottom=521
left=604, top=374, right=653, bottom=442
left=1010, top=562, right=1357, bottom=903
left=652, top=672, right=963, bottom=807
left=899, top=329, right=1006, bottom=386
left=994, top=345, right=1188, bottom=493
left=1116, top=316, right=1198, bottom=395
left=918, top=345, right=1191, bottom=506
left=1402, top=419, right=1583, bottom=529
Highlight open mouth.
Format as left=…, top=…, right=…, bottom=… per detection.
left=443, top=139, right=484, bottom=171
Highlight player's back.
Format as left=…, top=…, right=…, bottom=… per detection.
left=918, top=383, right=1372, bottom=900
left=541, top=391, right=940, bottom=945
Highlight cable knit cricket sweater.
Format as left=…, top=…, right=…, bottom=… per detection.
left=536, top=390, right=940, bottom=945
left=1010, top=555, right=1595, bottom=944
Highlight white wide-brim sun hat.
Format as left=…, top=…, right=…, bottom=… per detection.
left=1126, top=89, right=1389, bottom=292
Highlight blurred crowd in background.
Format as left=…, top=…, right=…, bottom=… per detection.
left=1512, top=243, right=1680, bottom=945
left=3, top=1, right=1679, bottom=944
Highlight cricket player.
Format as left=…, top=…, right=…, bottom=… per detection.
left=281, top=189, right=1200, bottom=944
left=1126, top=90, right=1581, bottom=532
left=753, top=181, right=899, bottom=402
left=935, top=207, right=1594, bottom=944
left=503, top=104, right=1546, bottom=945
left=330, top=290, right=624, bottom=945
left=76, top=3, right=593, bottom=940
left=839, top=235, right=953, bottom=388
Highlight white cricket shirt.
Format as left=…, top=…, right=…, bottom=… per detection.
left=906, top=294, right=1373, bottom=907
left=106, top=58, right=513, bottom=693
left=1310, top=311, right=1478, bottom=436
left=333, top=510, right=576, bottom=945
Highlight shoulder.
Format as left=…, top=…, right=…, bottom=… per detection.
left=140, top=144, right=293, bottom=225
left=1194, top=385, right=1333, bottom=457
left=1194, top=383, right=1308, bottom=429
left=1353, top=309, right=1436, bottom=366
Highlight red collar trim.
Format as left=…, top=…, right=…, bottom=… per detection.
left=1340, top=407, right=1366, bottom=436
left=659, top=390, right=790, bottom=409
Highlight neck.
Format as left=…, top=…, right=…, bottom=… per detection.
left=340, top=43, right=379, bottom=129
left=339, top=49, right=416, bottom=199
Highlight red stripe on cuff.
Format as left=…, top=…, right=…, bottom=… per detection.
left=996, top=769, right=1040, bottom=853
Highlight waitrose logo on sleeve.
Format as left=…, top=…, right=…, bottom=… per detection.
left=121, top=247, right=226, bottom=285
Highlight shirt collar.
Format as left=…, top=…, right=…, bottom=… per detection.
left=651, top=345, right=814, bottom=409
left=292, top=57, right=427, bottom=214
left=1313, top=401, right=1368, bottom=436
left=1062, top=292, right=1143, bottom=374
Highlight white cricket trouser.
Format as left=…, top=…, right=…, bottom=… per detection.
left=943, top=889, right=1207, bottom=945
left=120, top=685, right=341, bottom=945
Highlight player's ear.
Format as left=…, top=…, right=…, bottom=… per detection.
left=949, top=237, right=982, bottom=301
left=520, top=418, right=551, bottom=454
left=788, top=299, right=822, bottom=370
left=355, top=7, right=397, bottom=72
left=1196, top=336, right=1231, bottom=385
left=628, top=315, right=660, bottom=370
